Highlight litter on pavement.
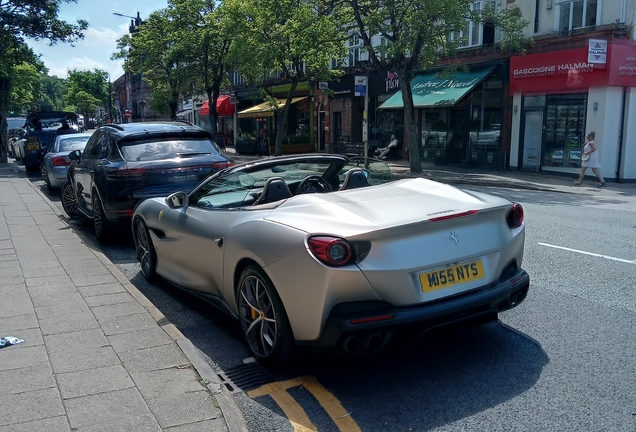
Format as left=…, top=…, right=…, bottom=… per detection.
left=0, top=336, right=24, bottom=348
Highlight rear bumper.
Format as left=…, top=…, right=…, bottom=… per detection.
left=299, top=268, right=530, bottom=354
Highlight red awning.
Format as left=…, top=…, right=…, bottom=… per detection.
left=199, top=96, right=235, bottom=117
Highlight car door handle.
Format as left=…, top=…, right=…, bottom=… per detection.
left=213, top=237, right=223, bottom=247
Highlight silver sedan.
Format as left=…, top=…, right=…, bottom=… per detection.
left=132, top=154, right=529, bottom=364
left=41, top=133, right=92, bottom=190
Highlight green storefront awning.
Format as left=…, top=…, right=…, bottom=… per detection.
left=378, top=66, right=495, bottom=109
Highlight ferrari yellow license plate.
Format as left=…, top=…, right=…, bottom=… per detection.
left=420, top=260, right=485, bottom=293
left=27, top=141, right=39, bottom=151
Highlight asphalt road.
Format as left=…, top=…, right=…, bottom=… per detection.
left=29, top=171, right=636, bottom=432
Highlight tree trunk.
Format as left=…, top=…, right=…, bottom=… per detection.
left=399, top=65, right=422, bottom=173
left=206, top=90, right=218, bottom=138
left=274, top=78, right=300, bottom=156
left=0, top=111, right=8, bottom=164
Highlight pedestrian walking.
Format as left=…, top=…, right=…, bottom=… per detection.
left=574, top=131, right=605, bottom=187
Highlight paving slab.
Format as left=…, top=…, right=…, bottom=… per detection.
left=56, top=364, right=135, bottom=399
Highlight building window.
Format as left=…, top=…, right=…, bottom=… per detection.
left=450, top=1, right=498, bottom=48
left=558, top=0, right=598, bottom=35
left=348, top=35, right=361, bottom=67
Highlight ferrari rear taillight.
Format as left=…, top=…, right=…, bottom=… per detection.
left=307, top=236, right=353, bottom=267
left=51, top=157, right=70, bottom=167
left=506, top=203, right=524, bottom=228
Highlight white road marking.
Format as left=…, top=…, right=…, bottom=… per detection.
left=538, top=243, right=636, bottom=264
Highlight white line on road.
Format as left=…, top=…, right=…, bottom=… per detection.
left=538, top=243, right=636, bottom=264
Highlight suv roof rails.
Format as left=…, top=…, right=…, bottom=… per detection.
left=103, top=124, right=125, bottom=131
left=172, top=120, right=195, bottom=126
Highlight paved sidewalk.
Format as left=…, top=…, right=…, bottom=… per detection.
left=0, top=163, right=247, bottom=432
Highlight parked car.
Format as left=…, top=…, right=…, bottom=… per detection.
left=40, top=132, right=92, bottom=191
left=6, top=116, right=26, bottom=158
left=131, top=154, right=529, bottom=364
left=61, top=122, right=234, bottom=241
left=469, top=124, right=501, bottom=148
left=13, top=112, right=78, bottom=171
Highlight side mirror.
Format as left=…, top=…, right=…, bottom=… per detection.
left=68, top=150, right=81, bottom=162
left=165, top=191, right=189, bottom=209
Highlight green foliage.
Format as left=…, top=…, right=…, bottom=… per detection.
left=0, top=0, right=86, bottom=161
left=65, top=69, right=109, bottom=118
left=7, top=61, right=46, bottom=114
left=41, top=75, right=68, bottom=110
left=0, top=0, right=87, bottom=81
left=166, top=0, right=233, bottom=136
left=113, top=9, right=185, bottom=119
left=224, top=0, right=351, bottom=154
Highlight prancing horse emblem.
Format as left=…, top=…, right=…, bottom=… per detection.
left=449, top=231, right=458, bottom=245
left=158, top=210, right=164, bottom=221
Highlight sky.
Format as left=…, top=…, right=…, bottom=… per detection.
left=27, top=0, right=168, bottom=80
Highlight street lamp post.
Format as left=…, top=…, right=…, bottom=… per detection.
left=112, top=10, right=145, bottom=122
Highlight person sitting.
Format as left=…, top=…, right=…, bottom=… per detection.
left=376, top=134, right=398, bottom=160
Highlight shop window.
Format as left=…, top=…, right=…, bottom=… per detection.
left=558, top=0, right=598, bottom=35
left=375, top=110, right=404, bottom=148
left=543, top=94, right=587, bottom=168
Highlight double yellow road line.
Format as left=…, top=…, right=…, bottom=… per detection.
left=248, top=375, right=362, bottom=432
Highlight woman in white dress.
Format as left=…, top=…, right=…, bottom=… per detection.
left=574, top=131, right=605, bottom=187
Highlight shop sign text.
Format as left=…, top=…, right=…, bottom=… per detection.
left=386, top=71, right=399, bottom=92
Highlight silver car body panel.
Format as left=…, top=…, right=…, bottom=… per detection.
left=137, top=176, right=525, bottom=341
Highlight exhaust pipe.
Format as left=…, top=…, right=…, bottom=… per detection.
left=363, top=332, right=383, bottom=351
left=341, top=335, right=360, bottom=353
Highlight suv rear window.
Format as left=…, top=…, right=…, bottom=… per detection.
left=119, top=138, right=221, bottom=162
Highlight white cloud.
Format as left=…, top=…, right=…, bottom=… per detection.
left=78, top=27, right=120, bottom=48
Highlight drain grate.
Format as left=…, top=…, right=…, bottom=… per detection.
left=217, top=362, right=278, bottom=392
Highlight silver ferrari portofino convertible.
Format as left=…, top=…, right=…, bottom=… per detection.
left=132, top=154, right=529, bottom=364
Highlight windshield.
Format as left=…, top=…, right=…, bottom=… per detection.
left=58, top=136, right=91, bottom=152
left=189, top=157, right=393, bottom=209
left=7, top=118, right=25, bottom=130
left=119, top=138, right=221, bottom=162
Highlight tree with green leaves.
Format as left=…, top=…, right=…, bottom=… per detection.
left=224, top=0, right=351, bottom=155
left=113, top=9, right=187, bottom=120
left=168, top=0, right=232, bottom=138
left=65, top=69, right=109, bottom=121
left=8, top=60, right=46, bottom=114
left=41, top=75, right=69, bottom=111
left=348, top=0, right=530, bottom=173
left=0, top=0, right=87, bottom=162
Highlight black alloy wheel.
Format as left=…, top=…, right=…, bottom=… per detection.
left=237, top=266, right=293, bottom=364
left=61, top=181, right=81, bottom=218
left=92, top=194, right=113, bottom=242
left=134, top=218, right=157, bottom=280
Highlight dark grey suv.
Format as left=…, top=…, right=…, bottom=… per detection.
left=61, top=122, right=234, bottom=242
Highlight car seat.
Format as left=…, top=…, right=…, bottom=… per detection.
left=339, top=168, right=369, bottom=190
left=253, top=177, right=292, bottom=205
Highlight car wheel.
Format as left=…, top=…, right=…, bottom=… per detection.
left=237, top=265, right=293, bottom=364
left=92, top=194, right=114, bottom=242
left=61, top=181, right=81, bottom=218
left=134, top=218, right=157, bottom=280
left=40, top=164, right=52, bottom=190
